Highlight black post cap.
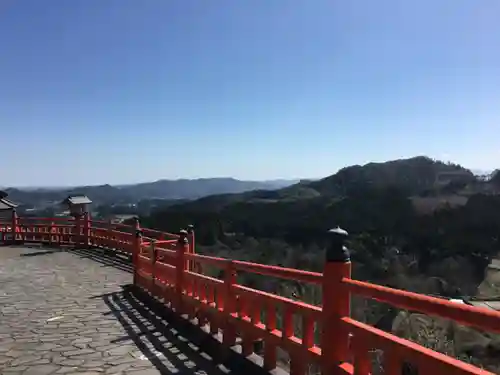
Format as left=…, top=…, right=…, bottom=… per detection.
left=326, top=227, right=350, bottom=263
left=187, top=224, right=194, bottom=233
left=178, top=229, right=189, bottom=243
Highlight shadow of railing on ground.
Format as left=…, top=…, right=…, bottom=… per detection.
left=95, top=285, right=272, bottom=375
left=68, top=247, right=134, bottom=273
left=20, top=249, right=64, bottom=257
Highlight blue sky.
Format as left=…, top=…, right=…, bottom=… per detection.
left=0, top=1, right=498, bottom=186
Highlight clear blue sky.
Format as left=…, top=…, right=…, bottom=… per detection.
left=0, top=0, right=498, bottom=186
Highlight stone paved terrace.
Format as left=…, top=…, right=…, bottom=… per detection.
left=0, top=246, right=264, bottom=375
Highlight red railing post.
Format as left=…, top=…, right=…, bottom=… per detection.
left=74, top=214, right=81, bottom=246
left=223, top=260, right=237, bottom=347
left=132, top=217, right=142, bottom=285
left=107, top=219, right=113, bottom=249
left=321, top=227, right=351, bottom=375
left=175, top=230, right=189, bottom=314
left=83, top=212, right=90, bottom=248
left=187, top=224, right=195, bottom=272
left=11, top=209, right=18, bottom=245
left=48, top=220, right=54, bottom=245
left=150, top=239, right=157, bottom=293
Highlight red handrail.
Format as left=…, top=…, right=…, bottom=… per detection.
left=2, top=216, right=499, bottom=375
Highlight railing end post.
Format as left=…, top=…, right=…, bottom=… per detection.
left=132, top=221, right=143, bottom=286
left=178, top=229, right=188, bottom=244
left=11, top=208, right=18, bottom=245
left=326, top=227, right=350, bottom=263
left=175, top=229, right=189, bottom=313
left=186, top=225, right=195, bottom=270
left=322, top=226, right=351, bottom=375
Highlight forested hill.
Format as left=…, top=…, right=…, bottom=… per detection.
left=141, top=155, right=492, bottom=222
left=138, top=156, right=500, bottom=295
left=134, top=156, right=500, bottom=370
left=4, top=177, right=298, bottom=206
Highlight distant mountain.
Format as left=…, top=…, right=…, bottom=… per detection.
left=134, top=156, right=500, bottom=374
left=138, top=156, right=500, bottom=256
left=161, top=156, right=479, bottom=211
left=118, top=178, right=298, bottom=200
left=306, top=156, right=476, bottom=197
left=4, top=178, right=298, bottom=206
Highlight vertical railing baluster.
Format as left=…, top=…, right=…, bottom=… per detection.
left=209, top=283, right=219, bottom=335
left=49, top=221, right=54, bottom=245
left=132, top=217, right=142, bottom=285
left=187, top=224, right=195, bottom=271
left=175, top=230, right=188, bottom=314
left=321, top=227, right=352, bottom=375
left=150, top=239, right=157, bottom=294
left=83, top=212, right=90, bottom=248
left=223, top=261, right=237, bottom=346
left=302, top=314, right=314, bottom=348
left=240, top=295, right=253, bottom=356
left=11, top=209, right=18, bottom=245
left=264, top=302, right=277, bottom=371
left=352, top=337, right=370, bottom=375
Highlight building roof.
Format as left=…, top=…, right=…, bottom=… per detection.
left=62, top=195, right=92, bottom=205
left=0, top=197, right=18, bottom=210
left=0, top=191, right=17, bottom=210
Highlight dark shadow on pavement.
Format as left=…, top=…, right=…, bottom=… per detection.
left=96, top=284, right=272, bottom=375
left=20, top=249, right=63, bottom=257
left=68, top=247, right=133, bottom=273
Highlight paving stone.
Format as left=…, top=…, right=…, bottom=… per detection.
left=51, top=347, right=80, bottom=353
left=0, top=355, right=12, bottom=365
left=62, top=348, right=96, bottom=357
left=3, top=365, right=29, bottom=372
left=105, top=362, right=133, bottom=373
left=0, top=247, right=236, bottom=375
left=10, top=355, right=43, bottom=366
left=125, top=369, right=162, bottom=375
left=22, top=364, right=60, bottom=375
left=58, top=359, right=85, bottom=367
left=105, top=346, right=134, bottom=356
left=54, top=367, right=80, bottom=374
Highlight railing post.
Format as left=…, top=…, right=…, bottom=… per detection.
left=107, top=219, right=113, bottom=250
left=132, top=217, right=142, bottom=286
left=187, top=224, right=195, bottom=271
left=175, top=230, right=189, bottom=314
left=74, top=214, right=81, bottom=246
left=11, top=209, right=18, bottom=245
left=223, top=260, right=237, bottom=347
left=48, top=220, right=54, bottom=245
left=321, top=227, right=351, bottom=375
left=83, top=212, right=90, bottom=248
left=150, top=239, right=157, bottom=294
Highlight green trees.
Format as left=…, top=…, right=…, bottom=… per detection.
left=138, top=157, right=500, bottom=300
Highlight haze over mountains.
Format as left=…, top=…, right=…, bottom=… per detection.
left=3, top=178, right=299, bottom=207
left=3, top=156, right=498, bottom=210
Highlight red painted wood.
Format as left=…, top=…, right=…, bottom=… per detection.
left=6, top=216, right=500, bottom=375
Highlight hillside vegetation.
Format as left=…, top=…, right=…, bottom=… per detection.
left=5, top=178, right=298, bottom=207
left=136, top=156, right=500, bottom=373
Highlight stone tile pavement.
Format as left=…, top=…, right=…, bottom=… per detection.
left=0, top=246, right=241, bottom=375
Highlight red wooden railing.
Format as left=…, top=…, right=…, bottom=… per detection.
left=1, top=213, right=499, bottom=375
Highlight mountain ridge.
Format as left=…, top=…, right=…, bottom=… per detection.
left=3, top=177, right=299, bottom=207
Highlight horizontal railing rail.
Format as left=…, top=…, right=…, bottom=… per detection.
left=2, top=214, right=499, bottom=375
